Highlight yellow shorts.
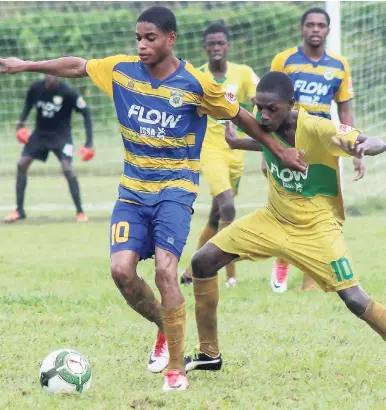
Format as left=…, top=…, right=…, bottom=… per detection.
left=201, top=151, right=243, bottom=197
left=210, top=207, right=358, bottom=292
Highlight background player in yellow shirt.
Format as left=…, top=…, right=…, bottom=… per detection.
left=267, top=7, right=365, bottom=293
left=0, top=8, right=306, bottom=391
left=181, top=23, right=259, bottom=288
left=185, top=71, right=386, bottom=373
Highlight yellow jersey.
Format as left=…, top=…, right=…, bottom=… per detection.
left=200, top=62, right=258, bottom=163
left=258, top=108, right=359, bottom=226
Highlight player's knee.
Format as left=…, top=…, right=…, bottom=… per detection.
left=17, top=159, right=30, bottom=174
left=191, top=245, right=216, bottom=278
left=110, top=259, right=135, bottom=287
left=63, top=169, right=75, bottom=180
left=219, top=202, right=235, bottom=221
left=339, top=287, right=370, bottom=317
left=154, top=260, right=176, bottom=291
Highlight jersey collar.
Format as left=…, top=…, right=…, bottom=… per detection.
left=298, top=45, right=327, bottom=67
left=140, top=59, right=186, bottom=89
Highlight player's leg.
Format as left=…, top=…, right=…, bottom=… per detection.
left=185, top=208, right=283, bottom=373
left=5, top=132, right=44, bottom=222
left=216, top=189, right=237, bottom=287
left=338, top=285, right=386, bottom=341
left=9, top=156, right=33, bottom=221
left=152, top=201, right=193, bottom=391
left=58, top=155, right=86, bottom=222
left=262, top=154, right=292, bottom=293
left=180, top=197, right=219, bottom=284
left=109, top=200, right=166, bottom=373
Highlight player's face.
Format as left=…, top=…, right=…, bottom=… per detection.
left=301, top=13, right=330, bottom=48
left=256, top=91, right=293, bottom=132
left=136, top=22, right=176, bottom=66
left=204, top=33, right=230, bottom=64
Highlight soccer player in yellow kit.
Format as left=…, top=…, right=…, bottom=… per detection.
left=0, top=8, right=306, bottom=391
left=185, top=71, right=386, bottom=373
left=268, top=7, right=365, bottom=292
left=181, top=23, right=259, bottom=288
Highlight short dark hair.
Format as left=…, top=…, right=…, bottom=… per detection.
left=203, top=22, right=230, bottom=41
left=301, top=7, right=330, bottom=26
left=257, top=71, right=294, bottom=101
left=137, top=6, right=177, bottom=33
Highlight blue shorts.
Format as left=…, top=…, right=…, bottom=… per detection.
left=110, top=200, right=193, bottom=260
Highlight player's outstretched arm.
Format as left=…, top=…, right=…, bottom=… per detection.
left=333, top=134, right=386, bottom=158
left=0, top=57, right=88, bottom=78
left=231, top=107, right=307, bottom=172
left=225, top=122, right=261, bottom=151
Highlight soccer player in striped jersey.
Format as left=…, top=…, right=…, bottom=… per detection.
left=0, top=7, right=306, bottom=391
left=267, top=7, right=365, bottom=293
left=181, top=23, right=259, bottom=288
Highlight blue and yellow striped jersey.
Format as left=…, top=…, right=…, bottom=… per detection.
left=86, top=55, right=239, bottom=207
left=271, top=46, right=354, bottom=119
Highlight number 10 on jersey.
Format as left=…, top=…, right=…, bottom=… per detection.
left=111, top=222, right=130, bottom=245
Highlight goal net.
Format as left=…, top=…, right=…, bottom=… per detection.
left=0, top=1, right=384, bottom=211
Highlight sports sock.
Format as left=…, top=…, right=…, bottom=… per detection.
left=193, top=275, right=219, bottom=357
left=219, top=220, right=235, bottom=280
left=361, top=299, right=386, bottom=341
left=64, top=173, right=83, bottom=213
left=185, top=223, right=217, bottom=278
left=16, top=170, right=27, bottom=214
left=125, top=276, right=163, bottom=332
left=161, top=303, right=186, bottom=373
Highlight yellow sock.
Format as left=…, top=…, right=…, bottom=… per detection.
left=161, top=303, right=186, bottom=373
left=185, top=223, right=217, bottom=278
left=126, top=276, right=163, bottom=332
left=193, top=275, right=219, bottom=357
left=362, top=299, right=386, bottom=341
left=219, top=220, right=235, bottom=280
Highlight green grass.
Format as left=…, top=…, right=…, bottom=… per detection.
left=2, top=157, right=386, bottom=409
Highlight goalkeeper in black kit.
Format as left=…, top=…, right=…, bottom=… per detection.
left=5, top=75, right=95, bottom=223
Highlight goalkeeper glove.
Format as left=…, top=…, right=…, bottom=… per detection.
left=16, top=125, right=31, bottom=144
left=77, top=145, right=95, bottom=161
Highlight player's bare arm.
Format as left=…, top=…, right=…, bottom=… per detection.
left=225, top=122, right=261, bottom=151
left=0, top=57, right=88, bottom=78
left=333, top=134, right=386, bottom=158
left=338, top=100, right=365, bottom=181
left=232, top=107, right=307, bottom=172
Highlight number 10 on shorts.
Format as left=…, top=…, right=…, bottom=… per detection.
left=111, top=222, right=129, bottom=245
left=331, top=257, right=354, bottom=282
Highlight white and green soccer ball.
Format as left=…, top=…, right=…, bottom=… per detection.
left=39, top=349, right=92, bottom=394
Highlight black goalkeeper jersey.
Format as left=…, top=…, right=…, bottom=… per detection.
left=22, top=80, right=88, bottom=142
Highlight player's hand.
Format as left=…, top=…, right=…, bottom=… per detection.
left=278, top=148, right=307, bottom=173
left=16, top=127, right=31, bottom=144
left=0, top=57, right=27, bottom=74
left=77, top=145, right=95, bottom=161
left=353, top=157, right=365, bottom=181
left=225, top=122, right=239, bottom=149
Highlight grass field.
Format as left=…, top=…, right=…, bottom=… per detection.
left=2, top=149, right=386, bottom=409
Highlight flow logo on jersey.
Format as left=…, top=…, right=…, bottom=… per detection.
left=128, top=105, right=182, bottom=129
left=270, top=162, right=308, bottom=192
left=294, top=80, right=331, bottom=96
left=37, top=100, right=63, bottom=118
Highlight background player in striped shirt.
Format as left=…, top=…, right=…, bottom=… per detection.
left=0, top=6, right=306, bottom=391
left=266, top=7, right=365, bottom=293
left=181, top=23, right=259, bottom=288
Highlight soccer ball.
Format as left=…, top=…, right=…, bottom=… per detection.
left=39, top=349, right=92, bottom=394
